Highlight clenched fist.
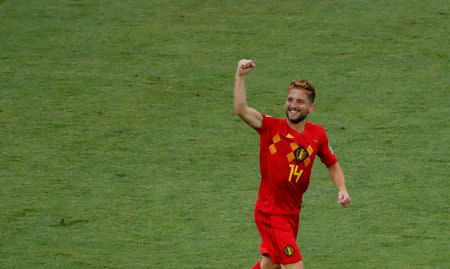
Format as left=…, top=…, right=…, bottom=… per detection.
left=236, top=59, right=255, bottom=77
left=338, top=190, right=351, bottom=208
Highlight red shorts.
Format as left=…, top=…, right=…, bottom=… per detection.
left=254, top=208, right=302, bottom=264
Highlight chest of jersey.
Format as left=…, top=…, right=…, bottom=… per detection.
left=265, top=131, right=319, bottom=183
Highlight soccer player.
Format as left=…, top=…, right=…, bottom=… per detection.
left=234, top=59, right=351, bottom=269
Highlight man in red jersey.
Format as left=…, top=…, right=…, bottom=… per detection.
left=234, top=59, right=351, bottom=269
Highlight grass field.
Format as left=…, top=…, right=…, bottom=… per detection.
left=0, top=0, right=449, bottom=268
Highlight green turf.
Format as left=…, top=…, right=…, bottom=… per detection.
left=0, top=0, right=449, bottom=268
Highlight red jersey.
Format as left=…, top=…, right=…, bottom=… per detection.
left=255, top=114, right=338, bottom=215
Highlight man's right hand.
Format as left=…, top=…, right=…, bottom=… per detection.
left=236, top=59, right=255, bottom=77
left=234, top=58, right=262, bottom=129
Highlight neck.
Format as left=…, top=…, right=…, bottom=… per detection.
left=287, top=119, right=307, bottom=134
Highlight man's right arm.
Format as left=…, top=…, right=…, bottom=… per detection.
left=234, top=59, right=263, bottom=129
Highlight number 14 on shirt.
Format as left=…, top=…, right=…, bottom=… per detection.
left=288, top=164, right=303, bottom=183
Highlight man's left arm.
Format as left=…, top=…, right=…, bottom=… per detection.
left=327, top=162, right=351, bottom=208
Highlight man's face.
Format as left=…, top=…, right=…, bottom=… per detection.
left=285, top=89, right=315, bottom=124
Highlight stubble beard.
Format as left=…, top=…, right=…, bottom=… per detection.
left=286, top=111, right=308, bottom=124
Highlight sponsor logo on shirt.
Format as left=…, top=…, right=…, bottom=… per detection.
left=328, top=143, right=334, bottom=154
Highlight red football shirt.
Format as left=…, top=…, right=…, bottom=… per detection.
left=255, top=114, right=338, bottom=214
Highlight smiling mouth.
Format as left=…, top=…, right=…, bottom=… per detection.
left=286, top=109, right=307, bottom=123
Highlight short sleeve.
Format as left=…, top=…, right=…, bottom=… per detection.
left=257, top=114, right=277, bottom=135
left=317, top=127, right=338, bottom=166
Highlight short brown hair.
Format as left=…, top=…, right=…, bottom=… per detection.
left=288, top=80, right=316, bottom=104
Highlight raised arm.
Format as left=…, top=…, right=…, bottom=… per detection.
left=234, top=59, right=263, bottom=129
left=327, top=162, right=351, bottom=208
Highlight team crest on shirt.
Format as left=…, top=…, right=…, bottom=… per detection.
left=284, top=245, right=295, bottom=257
left=295, top=147, right=309, bottom=162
